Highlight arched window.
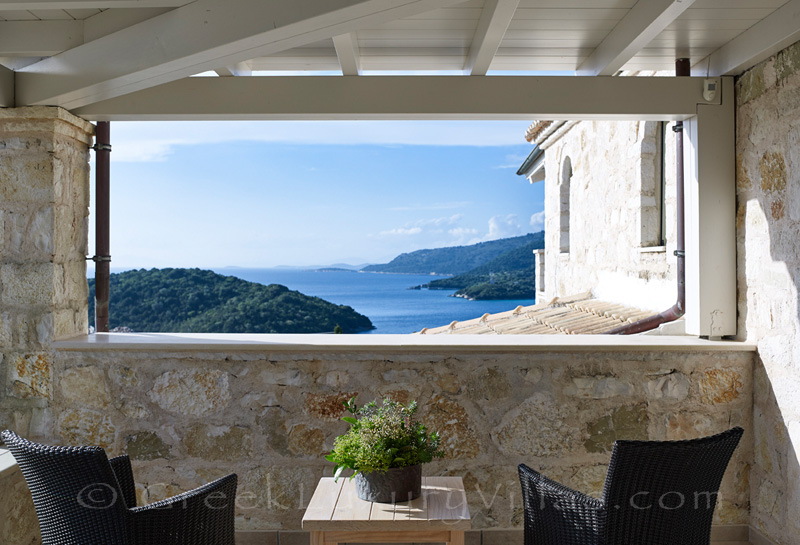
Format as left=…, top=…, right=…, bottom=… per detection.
left=559, top=156, right=572, bottom=253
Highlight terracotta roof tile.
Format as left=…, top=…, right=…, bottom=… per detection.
left=416, top=293, right=658, bottom=335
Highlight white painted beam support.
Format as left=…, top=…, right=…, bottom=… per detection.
left=73, top=75, right=718, bottom=121
left=16, top=0, right=464, bottom=109
left=693, top=0, right=800, bottom=76
left=0, top=1, right=188, bottom=7
left=0, top=21, right=83, bottom=56
left=333, top=33, right=361, bottom=76
left=0, top=64, right=13, bottom=107
left=577, top=0, right=696, bottom=76
left=464, top=0, right=519, bottom=76
left=684, top=76, right=736, bottom=337
left=214, top=62, right=252, bottom=77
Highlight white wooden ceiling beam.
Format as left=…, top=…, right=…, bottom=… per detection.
left=214, top=62, right=251, bottom=77
left=73, top=75, right=721, bottom=121
left=0, top=64, right=13, bottom=107
left=0, top=21, right=82, bottom=56
left=333, top=33, right=361, bottom=76
left=465, top=0, right=519, bottom=76
left=0, top=1, right=188, bottom=7
left=17, top=0, right=464, bottom=109
left=694, top=0, right=800, bottom=76
left=577, top=0, right=697, bottom=76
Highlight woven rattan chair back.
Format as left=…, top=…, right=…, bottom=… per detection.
left=1, top=430, right=129, bottom=545
left=601, top=427, right=743, bottom=545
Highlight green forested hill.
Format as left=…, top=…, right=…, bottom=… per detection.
left=88, top=268, right=374, bottom=333
left=417, top=231, right=545, bottom=300
left=362, top=233, right=540, bottom=275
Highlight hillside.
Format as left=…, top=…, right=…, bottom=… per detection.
left=414, top=231, right=544, bottom=300
left=362, top=233, right=541, bottom=275
left=88, top=268, right=374, bottom=333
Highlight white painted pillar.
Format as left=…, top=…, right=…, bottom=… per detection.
left=684, top=77, right=736, bottom=337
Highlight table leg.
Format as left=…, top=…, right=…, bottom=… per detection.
left=311, top=531, right=326, bottom=545
left=448, top=531, right=465, bottom=545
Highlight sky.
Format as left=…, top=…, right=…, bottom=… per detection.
left=90, top=120, right=545, bottom=269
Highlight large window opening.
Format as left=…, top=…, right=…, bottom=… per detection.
left=88, top=120, right=546, bottom=334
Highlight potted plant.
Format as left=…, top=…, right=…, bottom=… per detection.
left=325, top=397, right=444, bottom=503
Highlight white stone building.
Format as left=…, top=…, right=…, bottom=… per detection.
left=520, top=118, right=680, bottom=314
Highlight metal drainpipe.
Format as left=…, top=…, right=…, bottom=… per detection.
left=609, top=58, right=689, bottom=335
left=93, top=122, right=111, bottom=332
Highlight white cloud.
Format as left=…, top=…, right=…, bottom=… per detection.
left=390, top=202, right=469, bottom=212
left=447, top=227, right=478, bottom=239
left=485, top=214, right=524, bottom=240
left=380, top=227, right=423, bottom=236
left=494, top=152, right=530, bottom=169
left=529, top=210, right=545, bottom=231
left=108, top=120, right=532, bottom=162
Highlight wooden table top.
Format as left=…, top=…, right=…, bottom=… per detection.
left=302, top=476, right=471, bottom=531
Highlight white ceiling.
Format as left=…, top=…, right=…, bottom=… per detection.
left=1, top=0, right=798, bottom=116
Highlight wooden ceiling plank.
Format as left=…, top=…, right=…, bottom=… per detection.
left=0, top=20, right=83, bottom=56
left=694, top=0, right=800, bottom=76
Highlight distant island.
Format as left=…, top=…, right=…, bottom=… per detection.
left=366, top=232, right=544, bottom=300
left=362, top=233, right=540, bottom=276
left=88, top=268, right=374, bottom=333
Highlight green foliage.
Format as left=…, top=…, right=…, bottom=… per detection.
left=420, top=232, right=544, bottom=300
left=88, top=268, right=374, bottom=333
left=363, top=233, right=542, bottom=275
left=325, top=397, right=444, bottom=479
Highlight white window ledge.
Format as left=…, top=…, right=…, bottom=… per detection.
left=52, top=333, right=756, bottom=353
left=640, top=245, right=667, bottom=253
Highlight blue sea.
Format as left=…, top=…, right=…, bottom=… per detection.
left=211, top=268, right=535, bottom=334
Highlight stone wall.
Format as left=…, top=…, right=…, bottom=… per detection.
left=0, top=107, right=93, bottom=545
left=45, top=346, right=752, bottom=536
left=0, top=450, right=39, bottom=545
left=538, top=120, right=678, bottom=311
left=736, top=39, right=800, bottom=545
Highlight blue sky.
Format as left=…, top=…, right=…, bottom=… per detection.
left=92, top=120, right=544, bottom=269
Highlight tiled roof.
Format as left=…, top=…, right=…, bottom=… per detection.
left=524, top=121, right=552, bottom=143
left=417, top=292, right=658, bottom=335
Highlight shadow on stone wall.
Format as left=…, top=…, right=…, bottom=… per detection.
left=735, top=38, right=800, bottom=543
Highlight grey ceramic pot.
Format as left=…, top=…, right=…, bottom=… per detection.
left=355, top=465, right=422, bottom=503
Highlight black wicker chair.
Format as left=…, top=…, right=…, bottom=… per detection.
left=1, top=430, right=237, bottom=545
left=518, top=426, right=743, bottom=545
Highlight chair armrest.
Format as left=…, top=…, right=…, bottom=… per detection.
left=109, top=454, right=137, bottom=508
left=518, top=464, right=604, bottom=545
left=128, top=473, right=237, bottom=545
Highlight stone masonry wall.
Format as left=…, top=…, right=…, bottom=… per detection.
left=540, top=120, right=678, bottom=311
left=0, top=106, right=94, bottom=545
left=45, top=347, right=752, bottom=537
left=0, top=455, right=39, bottom=545
left=736, top=39, right=800, bottom=545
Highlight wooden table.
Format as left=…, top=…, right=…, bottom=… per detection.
left=303, top=476, right=470, bottom=545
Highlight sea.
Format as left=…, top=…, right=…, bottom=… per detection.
left=211, top=268, right=535, bottom=334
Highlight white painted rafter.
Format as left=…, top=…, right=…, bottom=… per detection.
left=464, top=0, right=519, bottom=76
left=17, top=0, right=464, bottom=109
left=73, top=75, right=721, bottom=121
left=214, top=62, right=251, bottom=77
left=694, top=0, right=800, bottom=76
left=0, top=21, right=83, bottom=56
left=0, top=1, right=189, bottom=8
left=0, top=64, right=13, bottom=107
left=333, top=33, right=361, bottom=75
left=577, top=0, right=697, bottom=76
